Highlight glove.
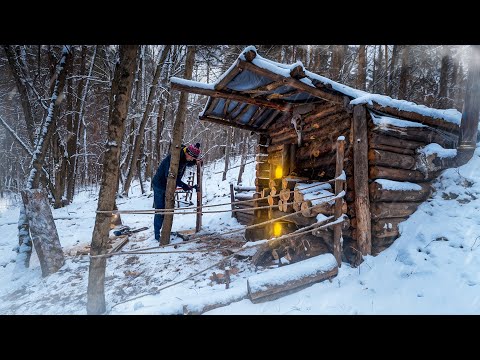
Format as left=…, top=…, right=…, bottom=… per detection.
left=192, top=184, right=199, bottom=192
left=182, top=184, right=193, bottom=191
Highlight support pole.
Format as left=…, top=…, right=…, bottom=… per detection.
left=333, top=136, right=345, bottom=267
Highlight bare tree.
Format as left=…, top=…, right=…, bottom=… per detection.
left=87, top=45, right=138, bottom=315
left=160, top=45, right=196, bottom=246
left=123, top=45, right=171, bottom=195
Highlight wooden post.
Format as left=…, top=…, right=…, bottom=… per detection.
left=457, top=45, right=480, bottom=165
left=289, top=143, right=297, bottom=175
left=281, top=143, right=291, bottom=177
left=333, top=136, right=345, bottom=267
left=196, top=160, right=203, bottom=232
left=353, top=105, right=372, bottom=257
left=229, top=183, right=235, bottom=219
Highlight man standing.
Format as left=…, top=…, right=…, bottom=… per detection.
left=152, top=143, right=201, bottom=241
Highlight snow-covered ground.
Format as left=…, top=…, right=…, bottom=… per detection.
left=1, top=145, right=480, bottom=315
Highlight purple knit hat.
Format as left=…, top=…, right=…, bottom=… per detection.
left=186, top=143, right=201, bottom=158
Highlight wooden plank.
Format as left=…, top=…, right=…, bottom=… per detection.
left=109, top=237, right=129, bottom=254
left=352, top=105, right=372, bottom=256
left=230, top=183, right=236, bottom=218
left=247, top=254, right=338, bottom=303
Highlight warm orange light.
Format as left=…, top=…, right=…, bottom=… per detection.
left=273, top=222, right=282, bottom=237
left=275, top=165, right=282, bottom=179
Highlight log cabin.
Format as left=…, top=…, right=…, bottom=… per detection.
left=170, top=46, right=474, bottom=266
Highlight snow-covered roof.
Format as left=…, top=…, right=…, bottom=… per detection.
left=170, top=46, right=461, bottom=133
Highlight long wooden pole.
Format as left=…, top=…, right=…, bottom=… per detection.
left=196, top=160, right=203, bottom=232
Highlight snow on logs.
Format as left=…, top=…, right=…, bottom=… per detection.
left=247, top=253, right=338, bottom=303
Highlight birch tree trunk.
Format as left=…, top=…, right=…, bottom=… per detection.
left=20, top=45, right=71, bottom=274
left=160, top=45, right=195, bottom=246
left=3, top=45, right=36, bottom=146
left=87, top=45, right=138, bottom=315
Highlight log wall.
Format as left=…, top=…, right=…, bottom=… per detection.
left=367, top=111, right=458, bottom=255
left=251, top=102, right=459, bottom=261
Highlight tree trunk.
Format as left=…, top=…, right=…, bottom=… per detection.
left=438, top=46, right=452, bottom=109
left=222, top=127, right=232, bottom=181
left=87, top=45, right=138, bottom=315
left=160, top=45, right=196, bottom=246
left=457, top=45, right=480, bottom=165
left=398, top=46, right=410, bottom=100
left=123, top=45, right=170, bottom=195
left=387, top=45, right=398, bottom=97
left=66, top=45, right=97, bottom=204
left=356, top=45, right=366, bottom=91
left=3, top=45, right=36, bottom=146
left=17, top=46, right=71, bottom=272
left=237, top=132, right=247, bottom=184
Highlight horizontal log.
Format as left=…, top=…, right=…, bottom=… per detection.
left=369, top=166, right=428, bottom=182
left=282, top=177, right=310, bottom=190
left=370, top=202, right=421, bottom=220
left=373, top=126, right=456, bottom=148
left=371, top=236, right=397, bottom=255
left=368, top=102, right=460, bottom=133
left=415, top=151, right=458, bottom=177
left=247, top=253, right=338, bottom=303
left=256, top=170, right=270, bottom=179
left=369, top=180, right=431, bottom=202
left=303, top=104, right=344, bottom=123
left=370, top=143, right=416, bottom=155
left=302, top=113, right=351, bottom=135
left=369, top=132, right=425, bottom=150
left=368, top=149, right=416, bottom=170
left=255, top=177, right=270, bottom=188
left=234, top=186, right=256, bottom=192
left=298, top=151, right=336, bottom=170
left=183, top=287, right=248, bottom=315
left=371, top=217, right=406, bottom=238
left=235, top=193, right=255, bottom=201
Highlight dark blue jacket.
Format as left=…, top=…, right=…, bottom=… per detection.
left=152, top=147, right=194, bottom=191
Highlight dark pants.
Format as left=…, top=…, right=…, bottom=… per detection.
left=153, top=185, right=166, bottom=240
